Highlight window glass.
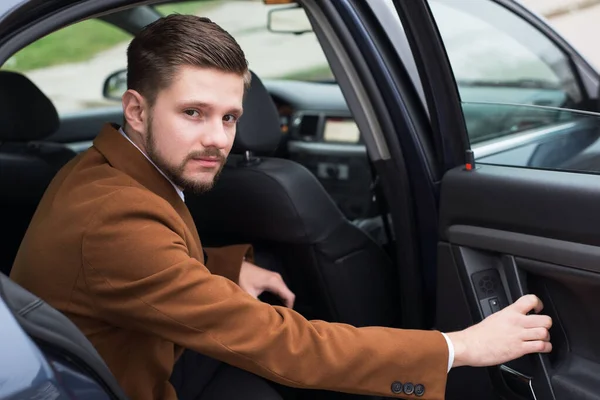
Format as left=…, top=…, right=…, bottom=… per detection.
left=159, top=1, right=348, bottom=143
left=428, top=0, right=584, bottom=144
left=471, top=103, right=600, bottom=174
left=1, top=1, right=344, bottom=144
left=2, top=20, right=131, bottom=115
left=157, top=1, right=334, bottom=83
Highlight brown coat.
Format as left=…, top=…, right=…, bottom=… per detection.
left=10, top=123, right=449, bottom=399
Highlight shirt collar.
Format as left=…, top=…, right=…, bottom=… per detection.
left=118, top=127, right=185, bottom=202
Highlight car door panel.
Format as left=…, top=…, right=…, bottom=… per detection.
left=437, top=164, right=600, bottom=399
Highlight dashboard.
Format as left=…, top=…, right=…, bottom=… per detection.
left=266, top=79, right=357, bottom=142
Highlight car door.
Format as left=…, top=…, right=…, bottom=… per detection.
left=0, top=271, right=125, bottom=400
left=393, top=0, right=600, bottom=399
left=0, top=286, right=56, bottom=400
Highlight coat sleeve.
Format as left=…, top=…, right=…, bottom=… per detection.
left=203, top=244, right=252, bottom=284
left=81, top=188, right=449, bottom=399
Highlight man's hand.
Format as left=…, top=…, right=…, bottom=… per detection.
left=447, top=294, right=552, bottom=368
left=239, top=261, right=296, bottom=308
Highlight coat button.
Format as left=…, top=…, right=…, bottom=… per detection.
left=415, top=384, right=425, bottom=397
left=391, top=381, right=403, bottom=394
left=403, top=382, right=414, bottom=395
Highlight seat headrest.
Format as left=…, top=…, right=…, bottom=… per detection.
left=233, top=71, right=281, bottom=155
left=0, top=71, right=59, bottom=142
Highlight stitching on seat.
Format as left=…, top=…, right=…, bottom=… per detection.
left=18, top=298, right=44, bottom=317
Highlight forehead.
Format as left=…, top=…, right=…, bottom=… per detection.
left=160, top=65, right=245, bottom=109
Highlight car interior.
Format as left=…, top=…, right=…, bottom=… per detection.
left=11, top=1, right=600, bottom=399
left=0, top=70, right=78, bottom=273
left=0, top=1, right=399, bottom=399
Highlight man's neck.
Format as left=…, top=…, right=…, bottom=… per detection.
left=121, top=125, right=147, bottom=154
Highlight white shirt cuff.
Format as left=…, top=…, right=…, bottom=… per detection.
left=441, top=332, right=454, bottom=372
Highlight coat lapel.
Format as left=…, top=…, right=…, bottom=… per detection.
left=93, top=123, right=204, bottom=260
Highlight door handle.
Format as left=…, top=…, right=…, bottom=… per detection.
left=503, top=256, right=556, bottom=400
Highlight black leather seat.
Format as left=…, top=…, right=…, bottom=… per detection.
left=0, top=272, right=128, bottom=399
left=186, top=72, right=401, bottom=328
left=0, top=71, right=77, bottom=275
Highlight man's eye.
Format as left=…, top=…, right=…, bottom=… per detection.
left=184, top=110, right=199, bottom=117
left=223, top=114, right=237, bottom=123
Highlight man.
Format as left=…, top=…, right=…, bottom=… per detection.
left=10, top=14, right=552, bottom=400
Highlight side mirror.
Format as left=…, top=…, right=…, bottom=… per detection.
left=267, top=5, right=313, bottom=35
left=103, top=69, right=127, bottom=101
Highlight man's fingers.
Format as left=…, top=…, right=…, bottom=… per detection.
left=522, top=340, right=552, bottom=354
left=275, top=286, right=295, bottom=308
left=522, top=314, right=552, bottom=329
left=266, top=276, right=296, bottom=308
left=512, top=294, right=544, bottom=314
left=282, top=289, right=295, bottom=308
left=520, top=327, right=550, bottom=342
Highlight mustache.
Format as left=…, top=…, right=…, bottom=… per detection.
left=187, top=148, right=226, bottom=162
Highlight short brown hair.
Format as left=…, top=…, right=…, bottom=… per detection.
left=126, top=14, right=251, bottom=105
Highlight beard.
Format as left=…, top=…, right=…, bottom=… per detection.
left=144, top=118, right=226, bottom=195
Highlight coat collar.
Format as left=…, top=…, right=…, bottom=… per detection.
left=93, top=123, right=202, bottom=247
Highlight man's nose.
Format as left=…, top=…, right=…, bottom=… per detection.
left=201, top=118, right=230, bottom=149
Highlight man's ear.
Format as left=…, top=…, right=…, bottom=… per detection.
left=122, top=89, right=147, bottom=134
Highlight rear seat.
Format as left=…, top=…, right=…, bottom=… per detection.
left=0, top=71, right=77, bottom=274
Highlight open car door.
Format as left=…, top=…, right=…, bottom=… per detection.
left=393, top=0, right=600, bottom=399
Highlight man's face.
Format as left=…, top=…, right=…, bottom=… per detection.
left=145, top=65, right=245, bottom=194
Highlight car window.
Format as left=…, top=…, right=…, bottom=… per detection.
left=158, top=1, right=356, bottom=145
left=0, top=1, right=348, bottom=144
left=156, top=1, right=334, bottom=83
left=428, top=0, right=584, bottom=144
left=156, top=1, right=354, bottom=144
left=1, top=19, right=132, bottom=115
left=471, top=103, right=600, bottom=174
left=425, top=0, right=600, bottom=175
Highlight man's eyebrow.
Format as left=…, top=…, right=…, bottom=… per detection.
left=177, top=101, right=243, bottom=116
left=177, top=100, right=212, bottom=109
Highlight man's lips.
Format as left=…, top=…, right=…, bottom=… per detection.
left=190, top=157, right=221, bottom=168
